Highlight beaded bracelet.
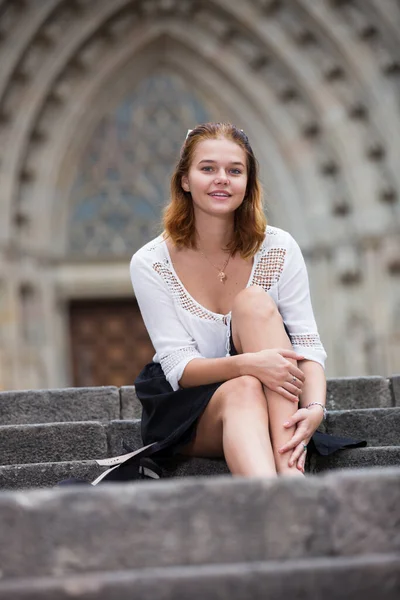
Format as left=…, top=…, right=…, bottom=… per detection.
left=305, top=402, right=327, bottom=420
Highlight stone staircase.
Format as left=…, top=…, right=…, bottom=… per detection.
left=0, top=375, right=399, bottom=598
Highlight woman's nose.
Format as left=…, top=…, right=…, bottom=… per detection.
left=214, top=171, right=229, bottom=184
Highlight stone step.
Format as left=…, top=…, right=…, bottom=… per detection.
left=2, top=446, right=400, bottom=491
left=0, top=468, right=399, bottom=579
left=0, top=554, right=399, bottom=599
left=323, top=407, right=400, bottom=446
left=0, top=422, right=109, bottom=465
left=0, top=420, right=147, bottom=467
left=311, top=446, right=400, bottom=472
left=325, top=376, right=398, bottom=410
left=1, top=376, right=399, bottom=428
left=159, top=446, right=400, bottom=477
left=0, top=387, right=121, bottom=425
left=0, top=460, right=102, bottom=490
left=0, top=406, right=399, bottom=475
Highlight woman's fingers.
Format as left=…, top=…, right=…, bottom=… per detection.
left=281, top=381, right=301, bottom=396
left=288, top=376, right=303, bottom=391
left=297, top=447, right=307, bottom=472
left=287, top=374, right=304, bottom=394
left=289, top=441, right=307, bottom=468
left=279, top=430, right=305, bottom=453
left=288, top=365, right=305, bottom=382
left=276, top=386, right=299, bottom=403
left=279, top=349, right=305, bottom=362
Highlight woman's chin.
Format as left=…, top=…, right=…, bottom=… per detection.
left=194, top=200, right=242, bottom=216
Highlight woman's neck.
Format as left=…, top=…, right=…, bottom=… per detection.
left=194, top=214, right=234, bottom=254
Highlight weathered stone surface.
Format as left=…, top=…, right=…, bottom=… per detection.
left=326, top=377, right=392, bottom=410
left=0, top=387, right=120, bottom=426
left=135, top=446, right=400, bottom=480
left=0, top=422, right=108, bottom=465
left=1, top=445, right=399, bottom=491
left=325, top=408, right=400, bottom=446
left=0, top=468, right=399, bottom=579
left=0, top=461, right=103, bottom=490
left=0, top=555, right=399, bottom=599
left=120, top=386, right=142, bottom=420
left=159, top=456, right=230, bottom=478
left=390, top=376, right=400, bottom=407
left=107, top=420, right=143, bottom=455
left=313, top=447, right=400, bottom=472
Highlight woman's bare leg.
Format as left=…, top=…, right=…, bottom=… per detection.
left=231, top=287, right=304, bottom=476
left=181, top=375, right=277, bottom=477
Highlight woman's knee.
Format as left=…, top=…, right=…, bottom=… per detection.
left=231, top=286, right=279, bottom=322
left=216, top=375, right=266, bottom=414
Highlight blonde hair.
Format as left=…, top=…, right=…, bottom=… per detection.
left=163, top=122, right=267, bottom=259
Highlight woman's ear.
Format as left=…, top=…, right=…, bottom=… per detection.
left=181, top=175, right=190, bottom=192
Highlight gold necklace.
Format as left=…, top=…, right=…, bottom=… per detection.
left=198, top=248, right=232, bottom=283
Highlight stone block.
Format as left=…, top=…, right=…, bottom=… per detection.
left=313, top=446, right=400, bottom=473
left=326, top=377, right=392, bottom=410
left=0, top=460, right=103, bottom=491
left=0, top=387, right=120, bottom=426
left=159, top=456, right=230, bottom=478
left=0, top=422, right=108, bottom=465
left=326, top=407, right=400, bottom=446
left=159, top=447, right=400, bottom=480
left=0, top=468, right=399, bottom=579
left=390, top=375, right=400, bottom=407
left=0, top=555, right=399, bottom=599
left=106, top=420, right=143, bottom=455
left=120, top=386, right=142, bottom=419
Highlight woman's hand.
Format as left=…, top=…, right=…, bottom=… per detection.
left=242, top=349, right=306, bottom=402
left=278, top=405, right=324, bottom=472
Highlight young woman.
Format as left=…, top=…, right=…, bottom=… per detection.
left=93, top=122, right=364, bottom=485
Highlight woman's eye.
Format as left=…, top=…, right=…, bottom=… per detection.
left=200, top=166, right=243, bottom=175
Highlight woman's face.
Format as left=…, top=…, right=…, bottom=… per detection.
left=181, top=137, right=248, bottom=217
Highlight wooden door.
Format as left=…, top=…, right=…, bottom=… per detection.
left=69, top=299, right=154, bottom=388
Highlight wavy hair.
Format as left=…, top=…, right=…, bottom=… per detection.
left=163, top=122, right=267, bottom=259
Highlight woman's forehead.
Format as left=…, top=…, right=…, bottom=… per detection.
left=192, top=137, right=246, bottom=163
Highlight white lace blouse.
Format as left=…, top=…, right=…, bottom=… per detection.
left=130, top=226, right=327, bottom=391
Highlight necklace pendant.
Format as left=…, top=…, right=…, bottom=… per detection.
left=218, top=271, right=227, bottom=283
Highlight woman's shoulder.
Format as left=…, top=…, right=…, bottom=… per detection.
left=130, top=233, right=166, bottom=267
left=262, top=225, right=294, bottom=249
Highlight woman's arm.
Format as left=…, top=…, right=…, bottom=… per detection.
left=179, top=355, right=244, bottom=388
left=180, top=348, right=305, bottom=403
left=298, top=359, right=326, bottom=414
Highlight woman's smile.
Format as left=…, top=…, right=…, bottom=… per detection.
left=208, top=191, right=232, bottom=198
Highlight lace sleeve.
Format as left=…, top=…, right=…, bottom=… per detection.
left=278, top=234, right=327, bottom=367
left=130, top=251, right=204, bottom=391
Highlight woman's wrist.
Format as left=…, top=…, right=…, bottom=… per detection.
left=305, top=402, right=326, bottom=421
left=237, top=352, right=252, bottom=377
